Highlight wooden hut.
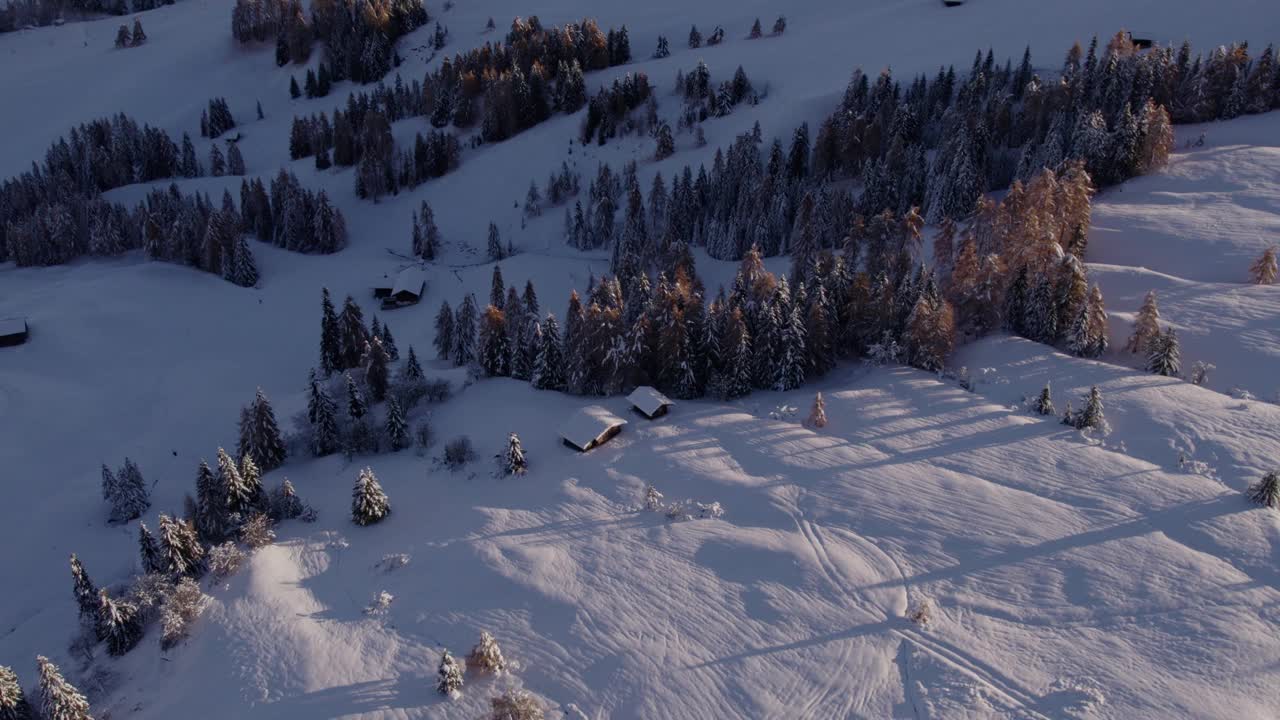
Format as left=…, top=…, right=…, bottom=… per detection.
left=559, top=406, right=628, bottom=452
left=374, top=267, right=427, bottom=308
left=627, top=386, right=674, bottom=419
left=0, top=317, right=28, bottom=347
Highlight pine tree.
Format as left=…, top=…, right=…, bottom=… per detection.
left=115, top=23, right=131, bottom=48
left=773, top=303, right=806, bottom=391
left=385, top=398, right=409, bottom=451
left=1025, top=275, right=1058, bottom=343
left=138, top=523, right=164, bottom=575
left=36, top=656, right=92, bottom=720
left=308, top=376, right=340, bottom=457
left=97, top=589, right=143, bottom=656
left=130, top=17, right=146, bottom=45
left=490, top=265, right=506, bottom=309
left=478, top=305, right=511, bottom=377
left=351, top=467, right=390, bottom=525
left=238, top=388, right=287, bottom=471
left=320, top=288, right=341, bottom=374
left=805, top=392, right=827, bottom=428
left=366, top=337, right=391, bottom=401
left=486, top=222, right=504, bottom=261
left=157, top=514, right=205, bottom=578
left=219, top=447, right=259, bottom=518
left=1076, top=386, right=1107, bottom=433
left=194, top=460, right=227, bottom=542
left=230, top=235, right=259, bottom=287
left=749, top=18, right=762, bottom=39
left=772, top=16, right=786, bottom=34
left=0, top=664, right=34, bottom=720
left=434, top=300, right=454, bottom=360
left=1126, top=290, right=1160, bottom=353
left=402, top=346, right=424, bottom=381
left=1250, top=246, right=1278, bottom=284
left=69, top=554, right=98, bottom=624
left=688, top=25, right=701, bottom=49
left=452, top=294, right=478, bottom=367
left=289, top=75, right=301, bottom=99
left=436, top=649, right=464, bottom=696
left=532, top=314, right=566, bottom=390
left=209, top=144, right=225, bottom=176
left=346, top=373, right=367, bottom=420
left=1033, top=382, right=1055, bottom=415
left=501, top=433, right=527, bottom=475
left=227, top=143, right=245, bottom=175
left=466, top=631, right=507, bottom=673
left=339, top=296, right=370, bottom=370
left=1146, top=327, right=1181, bottom=377
left=1248, top=471, right=1280, bottom=509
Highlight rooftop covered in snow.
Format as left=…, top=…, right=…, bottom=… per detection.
left=627, top=386, right=674, bottom=419
left=559, top=405, right=628, bottom=451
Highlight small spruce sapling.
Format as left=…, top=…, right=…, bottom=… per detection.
left=436, top=649, right=464, bottom=697
left=1249, top=246, right=1278, bottom=285
left=466, top=631, right=507, bottom=674
left=501, top=432, right=527, bottom=475
left=805, top=392, right=827, bottom=428
left=351, top=467, right=390, bottom=526
left=1247, top=471, right=1280, bottom=509
left=1033, top=382, right=1055, bottom=415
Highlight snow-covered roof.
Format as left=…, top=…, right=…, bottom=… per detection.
left=627, top=386, right=673, bottom=417
left=391, top=266, right=426, bottom=298
left=559, top=405, right=627, bottom=450
left=0, top=317, right=27, bottom=337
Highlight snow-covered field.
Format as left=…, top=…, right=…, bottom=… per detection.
left=2, top=0, right=1279, bottom=717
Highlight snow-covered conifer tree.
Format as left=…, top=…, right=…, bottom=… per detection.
left=385, top=398, right=409, bottom=451
left=138, top=523, right=164, bottom=575
left=351, top=467, right=390, bottom=526
left=105, top=458, right=150, bottom=523
left=1250, top=246, right=1278, bottom=284
left=320, top=288, right=341, bottom=375
left=1076, top=386, right=1108, bottom=433
left=36, top=656, right=91, bottom=720
left=97, top=589, right=143, bottom=656
left=1248, top=471, right=1280, bottom=509
left=230, top=236, right=259, bottom=287
left=478, top=305, right=511, bottom=377
left=69, top=555, right=98, bottom=625
left=0, top=664, right=33, bottom=720
left=501, top=433, right=527, bottom=475
left=452, top=295, right=479, bottom=367
left=157, top=514, right=205, bottom=578
left=366, top=337, right=391, bottom=402
left=402, top=346, right=424, bottom=381
left=532, top=314, right=566, bottom=390
left=1126, top=290, right=1161, bottom=354
left=805, top=392, right=827, bottom=428
left=436, top=650, right=464, bottom=697
left=238, top=388, right=286, bottom=472
left=486, top=222, right=504, bottom=261
left=194, top=460, right=227, bottom=542
left=339, top=296, right=370, bottom=370
left=1145, top=327, right=1181, bottom=377
left=1033, top=382, right=1055, bottom=415
left=467, top=631, right=507, bottom=673
left=379, top=323, right=399, bottom=360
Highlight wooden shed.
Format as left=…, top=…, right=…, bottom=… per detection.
left=0, top=317, right=28, bottom=347
left=559, top=406, right=628, bottom=452
left=374, top=267, right=427, bottom=308
left=627, top=386, right=674, bottom=419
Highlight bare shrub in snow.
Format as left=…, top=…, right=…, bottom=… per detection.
left=126, top=573, right=174, bottom=624
left=643, top=485, right=664, bottom=512
left=443, top=436, right=476, bottom=469
left=804, top=392, right=827, bottom=428
left=489, top=689, right=545, bottom=720
left=1249, top=245, right=1277, bottom=284
left=865, top=331, right=902, bottom=366
left=208, top=542, right=246, bottom=582
left=375, top=553, right=411, bottom=572
left=767, top=405, right=797, bottom=422
left=907, top=599, right=933, bottom=625
left=364, top=591, right=394, bottom=616
left=160, top=578, right=208, bottom=649
left=239, top=513, right=276, bottom=549
left=415, top=420, right=435, bottom=455
left=665, top=499, right=725, bottom=521
left=466, top=631, right=507, bottom=674
left=1189, top=361, right=1215, bottom=387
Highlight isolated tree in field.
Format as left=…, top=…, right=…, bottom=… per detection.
left=466, top=631, right=507, bottom=673
left=239, top=388, right=286, bottom=471
left=434, top=300, right=454, bottom=360
left=0, top=664, right=34, bottom=720
left=1033, top=382, right=1055, bottom=415
left=417, top=201, right=441, bottom=260
left=805, top=392, right=827, bottom=428
left=69, top=554, right=98, bottom=625
left=653, top=35, right=669, bottom=59
left=487, top=222, right=504, bottom=261
left=137, top=523, right=164, bottom=575
left=749, top=18, right=762, bottom=38
left=1126, top=290, right=1161, bottom=354
left=772, top=16, right=786, bottom=34
left=130, top=18, right=146, bottom=45
left=351, top=467, right=390, bottom=526
left=1146, top=327, right=1181, bottom=376
left=97, top=589, right=143, bottom=656
left=1189, top=360, right=1215, bottom=386
left=1248, top=471, right=1280, bottom=509
left=1250, top=246, right=1278, bottom=284
left=115, top=24, right=130, bottom=48
left=436, top=649, right=464, bottom=696
left=36, top=656, right=91, bottom=720
left=501, top=433, right=527, bottom=475
left=158, top=513, right=205, bottom=578
left=385, top=397, right=409, bottom=451
left=1076, top=386, right=1107, bottom=433
left=320, top=288, right=341, bottom=374
left=688, top=25, right=701, bottom=48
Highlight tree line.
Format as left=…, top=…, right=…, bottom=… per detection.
left=1, top=0, right=172, bottom=34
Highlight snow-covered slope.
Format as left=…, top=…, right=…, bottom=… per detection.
left=2, top=0, right=1279, bottom=717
